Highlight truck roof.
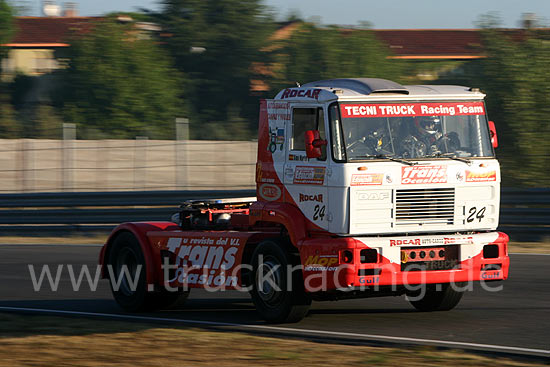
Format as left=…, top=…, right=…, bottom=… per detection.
left=275, top=78, right=485, bottom=102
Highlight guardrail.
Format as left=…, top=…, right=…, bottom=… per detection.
left=0, top=188, right=548, bottom=241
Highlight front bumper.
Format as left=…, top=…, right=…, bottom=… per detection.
left=300, top=232, right=509, bottom=292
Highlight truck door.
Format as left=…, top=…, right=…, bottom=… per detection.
left=284, top=106, right=329, bottom=230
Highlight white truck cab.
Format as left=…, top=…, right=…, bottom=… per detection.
left=261, top=78, right=500, bottom=237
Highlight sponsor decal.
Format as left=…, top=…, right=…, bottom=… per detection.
left=340, top=102, right=485, bottom=118
left=299, top=193, right=323, bottom=202
left=402, top=165, right=447, bottom=184
left=267, top=102, right=291, bottom=121
left=466, top=170, right=497, bottom=182
left=294, top=166, right=326, bottom=185
left=259, top=183, right=282, bottom=201
left=289, top=154, right=308, bottom=161
left=389, top=236, right=475, bottom=247
left=164, top=236, right=243, bottom=287
left=351, top=173, right=383, bottom=186
left=304, top=255, right=338, bottom=271
left=359, top=276, right=379, bottom=285
left=390, top=239, right=421, bottom=247
left=281, top=88, right=321, bottom=100
left=268, top=127, right=285, bottom=153
left=481, top=270, right=502, bottom=280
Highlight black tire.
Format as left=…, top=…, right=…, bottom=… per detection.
left=408, top=283, right=464, bottom=312
left=250, top=239, right=311, bottom=323
left=107, top=232, right=189, bottom=312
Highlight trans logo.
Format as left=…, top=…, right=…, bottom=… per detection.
left=164, top=236, right=241, bottom=287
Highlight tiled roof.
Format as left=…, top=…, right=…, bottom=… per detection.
left=373, top=29, right=484, bottom=59
left=5, top=17, right=98, bottom=46
left=4, top=17, right=546, bottom=60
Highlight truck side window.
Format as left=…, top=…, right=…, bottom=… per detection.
left=291, top=107, right=326, bottom=161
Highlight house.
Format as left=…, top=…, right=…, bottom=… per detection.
left=1, top=17, right=97, bottom=80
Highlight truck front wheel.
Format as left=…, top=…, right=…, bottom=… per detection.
left=250, top=239, right=311, bottom=323
left=407, top=283, right=464, bottom=312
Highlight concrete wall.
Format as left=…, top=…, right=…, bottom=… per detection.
left=0, top=139, right=257, bottom=192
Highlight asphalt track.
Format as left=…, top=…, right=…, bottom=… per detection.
left=0, top=244, right=548, bottom=358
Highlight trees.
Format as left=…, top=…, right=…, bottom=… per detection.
left=478, top=29, right=550, bottom=187
left=0, top=0, right=16, bottom=137
left=159, top=0, right=275, bottom=139
left=58, top=18, right=183, bottom=139
left=0, top=0, right=13, bottom=66
left=270, top=23, right=402, bottom=93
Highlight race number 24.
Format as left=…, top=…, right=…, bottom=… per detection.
left=313, top=205, right=326, bottom=221
left=467, top=206, right=486, bottom=223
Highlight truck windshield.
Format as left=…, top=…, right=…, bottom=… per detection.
left=330, top=101, right=493, bottom=161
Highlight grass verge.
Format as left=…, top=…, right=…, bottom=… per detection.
left=0, top=313, right=545, bottom=367
left=0, top=235, right=548, bottom=254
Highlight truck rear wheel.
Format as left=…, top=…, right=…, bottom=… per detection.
left=250, top=239, right=311, bottom=323
left=408, top=283, right=464, bottom=312
left=107, top=232, right=189, bottom=312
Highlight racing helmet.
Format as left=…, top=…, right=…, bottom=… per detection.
left=415, top=116, right=441, bottom=136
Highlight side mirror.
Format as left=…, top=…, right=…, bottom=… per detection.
left=305, top=130, right=327, bottom=159
left=488, top=121, right=498, bottom=148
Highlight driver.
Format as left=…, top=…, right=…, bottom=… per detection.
left=414, top=116, right=460, bottom=154
left=415, top=116, right=443, bottom=146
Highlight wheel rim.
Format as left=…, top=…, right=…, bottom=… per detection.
left=116, top=247, right=139, bottom=297
left=256, top=255, right=284, bottom=307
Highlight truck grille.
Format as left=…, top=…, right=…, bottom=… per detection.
left=395, top=188, right=455, bottom=226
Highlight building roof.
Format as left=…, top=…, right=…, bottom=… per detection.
left=3, top=17, right=98, bottom=47
left=373, top=29, right=484, bottom=59
left=3, top=17, right=545, bottom=61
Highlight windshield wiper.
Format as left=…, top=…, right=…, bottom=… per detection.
left=428, top=152, right=472, bottom=165
left=349, top=154, right=418, bottom=166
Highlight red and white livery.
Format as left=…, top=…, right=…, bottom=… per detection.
left=100, top=78, right=509, bottom=323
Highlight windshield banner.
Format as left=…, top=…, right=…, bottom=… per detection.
left=341, top=102, right=485, bottom=118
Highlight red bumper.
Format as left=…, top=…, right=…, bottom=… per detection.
left=299, top=232, right=510, bottom=292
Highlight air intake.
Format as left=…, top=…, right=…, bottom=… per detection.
left=395, top=188, right=455, bottom=226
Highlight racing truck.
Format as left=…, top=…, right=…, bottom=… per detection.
left=99, top=78, right=510, bottom=323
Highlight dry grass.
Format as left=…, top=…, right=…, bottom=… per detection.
left=507, top=242, right=550, bottom=254
left=0, top=313, right=545, bottom=367
left=0, top=235, right=549, bottom=254
left=0, top=235, right=108, bottom=245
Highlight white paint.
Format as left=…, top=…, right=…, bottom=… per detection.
left=0, top=306, right=548, bottom=357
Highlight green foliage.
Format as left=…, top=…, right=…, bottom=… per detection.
left=57, top=18, right=183, bottom=139
left=0, top=92, right=19, bottom=138
left=270, top=23, right=403, bottom=91
left=33, top=104, right=63, bottom=139
left=478, top=29, right=550, bottom=187
left=0, top=0, right=13, bottom=68
left=160, top=0, right=275, bottom=139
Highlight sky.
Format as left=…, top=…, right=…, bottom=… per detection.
left=23, top=0, right=550, bottom=29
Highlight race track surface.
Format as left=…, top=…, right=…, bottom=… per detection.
left=0, top=244, right=548, bottom=356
